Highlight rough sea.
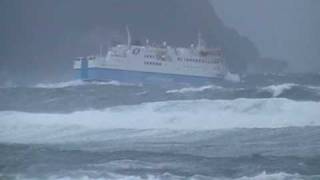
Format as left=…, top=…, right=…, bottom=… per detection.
left=1, top=73, right=320, bottom=180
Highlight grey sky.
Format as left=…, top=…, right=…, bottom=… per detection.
left=0, top=0, right=260, bottom=84
left=0, top=0, right=319, bottom=85
left=211, top=0, right=320, bottom=72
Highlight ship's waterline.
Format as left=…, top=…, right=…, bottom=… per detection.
left=74, top=68, right=226, bottom=84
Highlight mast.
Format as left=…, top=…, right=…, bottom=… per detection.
left=99, top=44, right=103, bottom=56
left=197, top=32, right=206, bottom=50
left=126, top=25, right=132, bottom=48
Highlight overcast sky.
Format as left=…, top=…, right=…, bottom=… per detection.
left=211, top=0, right=320, bottom=72
left=0, top=0, right=319, bottom=83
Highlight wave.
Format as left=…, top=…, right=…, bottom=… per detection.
left=308, top=85, right=320, bottom=94
left=166, top=85, right=224, bottom=94
left=1, top=82, right=319, bottom=114
left=259, top=83, right=297, bottom=97
left=233, top=172, right=320, bottom=180
left=34, top=80, right=139, bottom=88
left=1, top=98, right=319, bottom=143
left=34, top=80, right=86, bottom=88
left=2, top=172, right=319, bottom=180
left=258, top=83, right=320, bottom=99
left=224, top=72, right=241, bottom=83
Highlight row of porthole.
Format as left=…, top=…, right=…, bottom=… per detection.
left=178, top=57, right=220, bottom=64
left=144, top=61, right=162, bottom=66
left=144, top=55, right=156, bottom=59
left=144, top=55, right=164, bottom=61
left=144, top=55, right=165, bottom=61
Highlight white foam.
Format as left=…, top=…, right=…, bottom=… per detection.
left=35, top=80, right=86, bottom=88
left=3, top=172, right=318, bottom=180
left=34, top=80, right=138, bottom=88
left=260, top=83, right=297, bottom=97
left=166, top=85, right=223, bottom=94
left=308, top=85, right=320, bottom=95
left=235, top=171, right=312, bottom=180
left=0, top=98, right=319, bottom=144
left=224, top=72, right=241, bottom=83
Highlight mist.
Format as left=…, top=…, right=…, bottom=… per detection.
left=0, top=0, right=319, bottom=85
left=211, top=0, right=320, bottom=72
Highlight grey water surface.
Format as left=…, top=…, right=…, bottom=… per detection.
left=0, top=74, right=320, bottom=180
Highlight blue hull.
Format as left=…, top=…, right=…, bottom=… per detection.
left=75, top=68, right=223, bottom=85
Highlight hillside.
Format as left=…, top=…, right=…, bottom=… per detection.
left=0, top=0, right=260, bottom=83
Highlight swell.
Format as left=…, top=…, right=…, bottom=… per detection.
left=1, top=98, right=320, bottom=144
left=1, top=143, right=320, bottom=179
left=2, top=173, right=320, bottom=180
left=0, top=82, right=320, bottom=113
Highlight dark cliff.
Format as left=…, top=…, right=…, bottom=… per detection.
left=0, top=0, right=260, bottom=83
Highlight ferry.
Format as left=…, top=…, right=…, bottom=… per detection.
left=73, top=28, right=230, bottom=84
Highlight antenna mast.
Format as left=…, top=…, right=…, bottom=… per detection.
left=99, top=44, right=103, bottom=56
left=126, top=26, right=132, bottom=48
left=197, top=32, right=206, bottom=50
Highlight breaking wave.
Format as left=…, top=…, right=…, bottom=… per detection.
left=1, top=79, right=320, bottom=114
left=1, top=98, right=319, bottom=144
left=2, top=172, right=319, bottom=180
left=308, top=85, right=320, bottom=95
left=260, top=83, right=297, bottom=97
left=224, top=72, right=241, bottom=83
left=233, top=172, right=320, bottom=180
left=166, top=85, right=224, bottom=94
left=34, top=80, right=139, bottom=88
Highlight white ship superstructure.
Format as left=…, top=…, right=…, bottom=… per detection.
left=74, top=28, right=229, bottom=84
